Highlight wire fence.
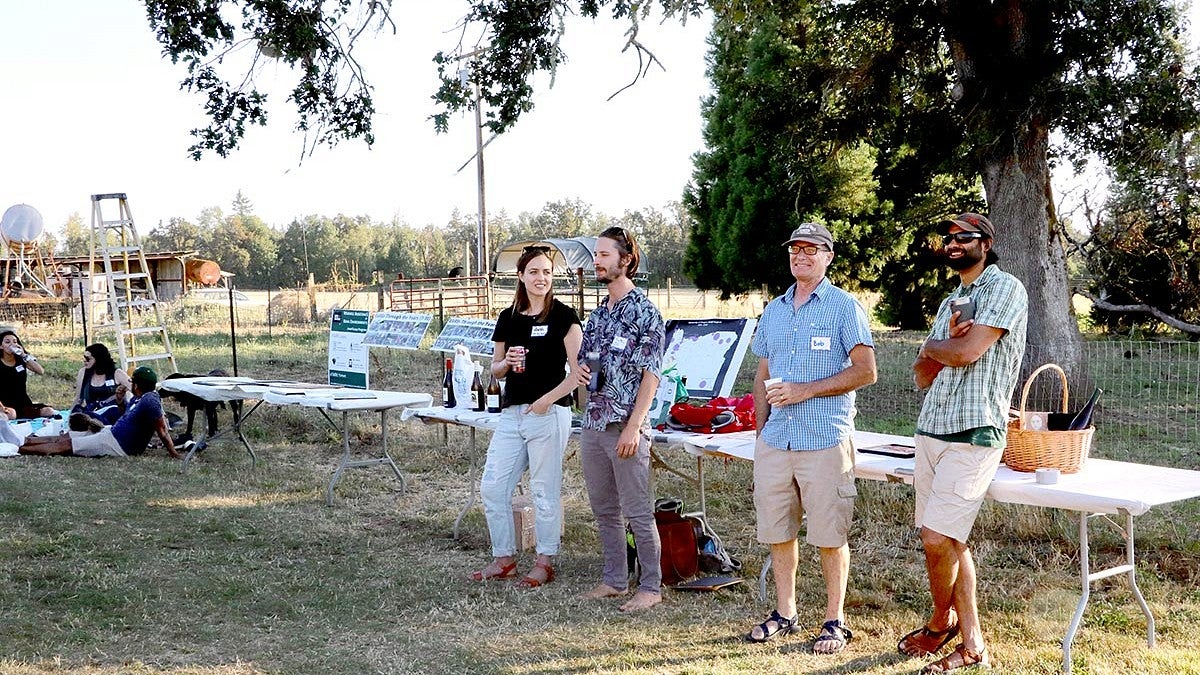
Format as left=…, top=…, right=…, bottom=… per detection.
left=858, top=334, right=1200, bottom=468
left=28, top=285, right=1200, bottom=469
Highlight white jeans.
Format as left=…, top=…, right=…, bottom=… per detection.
left=480, top=404, right=571, bottom=557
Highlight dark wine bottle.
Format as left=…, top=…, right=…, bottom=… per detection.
left=486, top=369, right=502, bottom=413
left=441, top=358, right=456, bottom=408
left=1067, top=387, right=1102, bottom=430
left=471, top=363, right=486, bottom=412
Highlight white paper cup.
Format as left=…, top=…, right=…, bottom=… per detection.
left=763, top=377, right=783, bottom=388
left=1035, top=468, right=1060, bottom=485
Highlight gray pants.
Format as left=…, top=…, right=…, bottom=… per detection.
left=579, top=424, right=661, bottom=593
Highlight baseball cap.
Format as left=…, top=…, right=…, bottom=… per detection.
left=131, top=366, right=158, bottom=389
left=782, top=222, right=835, bottom=250
left=938, top=212, right=995, bottom=238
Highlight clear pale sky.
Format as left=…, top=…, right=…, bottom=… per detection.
left=0, top=2, right=712, bottom=236
left=4, top=3, right=1198, bottom=241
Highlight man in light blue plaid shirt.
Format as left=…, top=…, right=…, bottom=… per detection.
left=745, top=222, right=876, bottom=654
left=901, top=212, right=1027, bottom=673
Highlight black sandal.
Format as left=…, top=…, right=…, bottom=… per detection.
left=813, top=619, right=853, bottom=654
left=745, top=609, right=798, bottom=643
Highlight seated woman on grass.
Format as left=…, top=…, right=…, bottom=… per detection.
left=70, top=343, right=131, bottom=425
left=0, top=329, right=55, bottom=419
left=471, top=245, right=582, bottom=588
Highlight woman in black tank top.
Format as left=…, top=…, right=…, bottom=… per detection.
left=72, top=343, right=132, bottom=425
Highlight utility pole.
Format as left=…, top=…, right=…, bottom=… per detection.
left=456, top=47, right=491, bottom=277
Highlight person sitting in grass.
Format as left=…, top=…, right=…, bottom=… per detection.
left=0, top=329, right=56, bottom=419
left=19, top=366, right=179, bottom=459
left=70, top=343, right=132, bottom=425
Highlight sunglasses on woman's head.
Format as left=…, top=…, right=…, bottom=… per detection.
left=522, top=245, right=551, bottom=254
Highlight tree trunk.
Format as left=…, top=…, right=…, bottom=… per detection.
left=980, top=120, right=1087, bottom=400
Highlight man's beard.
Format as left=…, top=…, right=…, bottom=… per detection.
left=595, top=267, right=618, bottom=284
left=945, top=247, right=983, bottom=271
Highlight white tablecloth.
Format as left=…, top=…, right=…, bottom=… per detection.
left=682, top=430, right=1200, bottom=516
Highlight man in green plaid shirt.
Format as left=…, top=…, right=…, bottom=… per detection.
left=902, top=213, right=1027, bottom=674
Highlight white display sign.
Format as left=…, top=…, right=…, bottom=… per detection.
left=328, top=308, right=370, bottom=389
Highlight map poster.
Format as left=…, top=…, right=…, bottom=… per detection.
left=662, top=318, right=757, bottom=399
left=363, top=312, right=433, bottom=349
left=328, top=308, right=370, bottom=389
left=430, top=316, right=498, bottom=359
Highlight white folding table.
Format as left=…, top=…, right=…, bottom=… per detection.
left=681, top=430, right=1200, bottom=674
left=263, top=388, right=432, bottom=505
left=158, top=376, right=270, bottom=471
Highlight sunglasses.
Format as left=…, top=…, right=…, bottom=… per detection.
left=522, top=245, right=551, bottom=255
left=786, top=243, right=829, bottom=256
left=942, top=232, right=985, bottom=245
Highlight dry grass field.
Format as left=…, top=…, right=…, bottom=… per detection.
left=0, top=309, right=1197, bottom=675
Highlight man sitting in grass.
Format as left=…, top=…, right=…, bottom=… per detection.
left=19, top=366, right=179, bottom=459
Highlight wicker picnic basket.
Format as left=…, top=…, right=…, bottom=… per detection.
left=1003, top=363, right=1093, bottom=474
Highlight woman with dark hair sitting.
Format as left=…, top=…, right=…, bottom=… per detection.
left=0, top=329, right=55, bottom=420
left=71, top=343, right=132, bottom=425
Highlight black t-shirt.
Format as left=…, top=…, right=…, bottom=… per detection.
left=0, top=359, right=34, bottom=409
left=491, top=299, right=581, bottom=407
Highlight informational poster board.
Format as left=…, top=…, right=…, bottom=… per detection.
left=662, top=317, right=757, bottom=399
left=328, top=308, right=370, bottom=389
left=362, top=312, right=433, bottom=349
left=430, top=317, right=498, bottom=359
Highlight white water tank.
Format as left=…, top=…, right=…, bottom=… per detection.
left=0, top=204, right=45, bottom=243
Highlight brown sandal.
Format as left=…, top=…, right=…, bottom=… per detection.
left=920, top=644, right=990, bottom=673
left=516, top=562, right=555, bottom=588
left=898, top=615, right=960, bottom=657
left=470, top=559, right=518, bottom=581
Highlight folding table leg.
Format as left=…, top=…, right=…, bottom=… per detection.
left=453, top=426, right=479, bottom=540
left=1062, top=510, right=1157, bottom=674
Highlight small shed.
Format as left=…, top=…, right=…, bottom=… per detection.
left=492, top=237, right=650, bottom=280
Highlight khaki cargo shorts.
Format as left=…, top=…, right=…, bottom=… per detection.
left=913, top=434, right=1003, bottom=543
left=753, top=436, right=856, bottom=548
left=69, top=427, right=127, bottom=458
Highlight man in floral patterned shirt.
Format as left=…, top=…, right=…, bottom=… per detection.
left=576, top=226, right=666, bottom=613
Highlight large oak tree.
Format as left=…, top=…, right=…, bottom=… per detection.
left=145, top=0, right=1199, bottom=380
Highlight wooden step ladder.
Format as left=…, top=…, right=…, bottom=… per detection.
left=88, top=193, right=177, bottom=374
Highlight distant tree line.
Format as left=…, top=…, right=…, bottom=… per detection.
left=55, top=192, right=692, bottom=290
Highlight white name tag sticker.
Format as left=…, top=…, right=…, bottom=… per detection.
left=611, top=335, right=629, bottom=350
left=811, top=336, right=831, bottom=351
left=15, top=365, right=25, bottom=373
left=530, top=325, right=549, bottom=337
left=105, top=379, right=116, bottom=386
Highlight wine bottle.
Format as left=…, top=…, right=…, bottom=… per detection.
left=486, top=368, right=502, bottom=413
left=471, top=363, right=486, bottom=412
left=586, top=351, right=603, bottom=393
left=441, top=358, right=456, bottom=408
left=1067, top=387, right=1102, bottom=430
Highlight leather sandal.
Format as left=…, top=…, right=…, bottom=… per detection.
left=470, top=559, right=518, bottom=581
left=920, top=644, right=990, bottom=673
left=745, top=609, right=798, bottom=643
left=516, top=562, right=555, bottom=588
left=898, top=615, right=960, bottom=657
